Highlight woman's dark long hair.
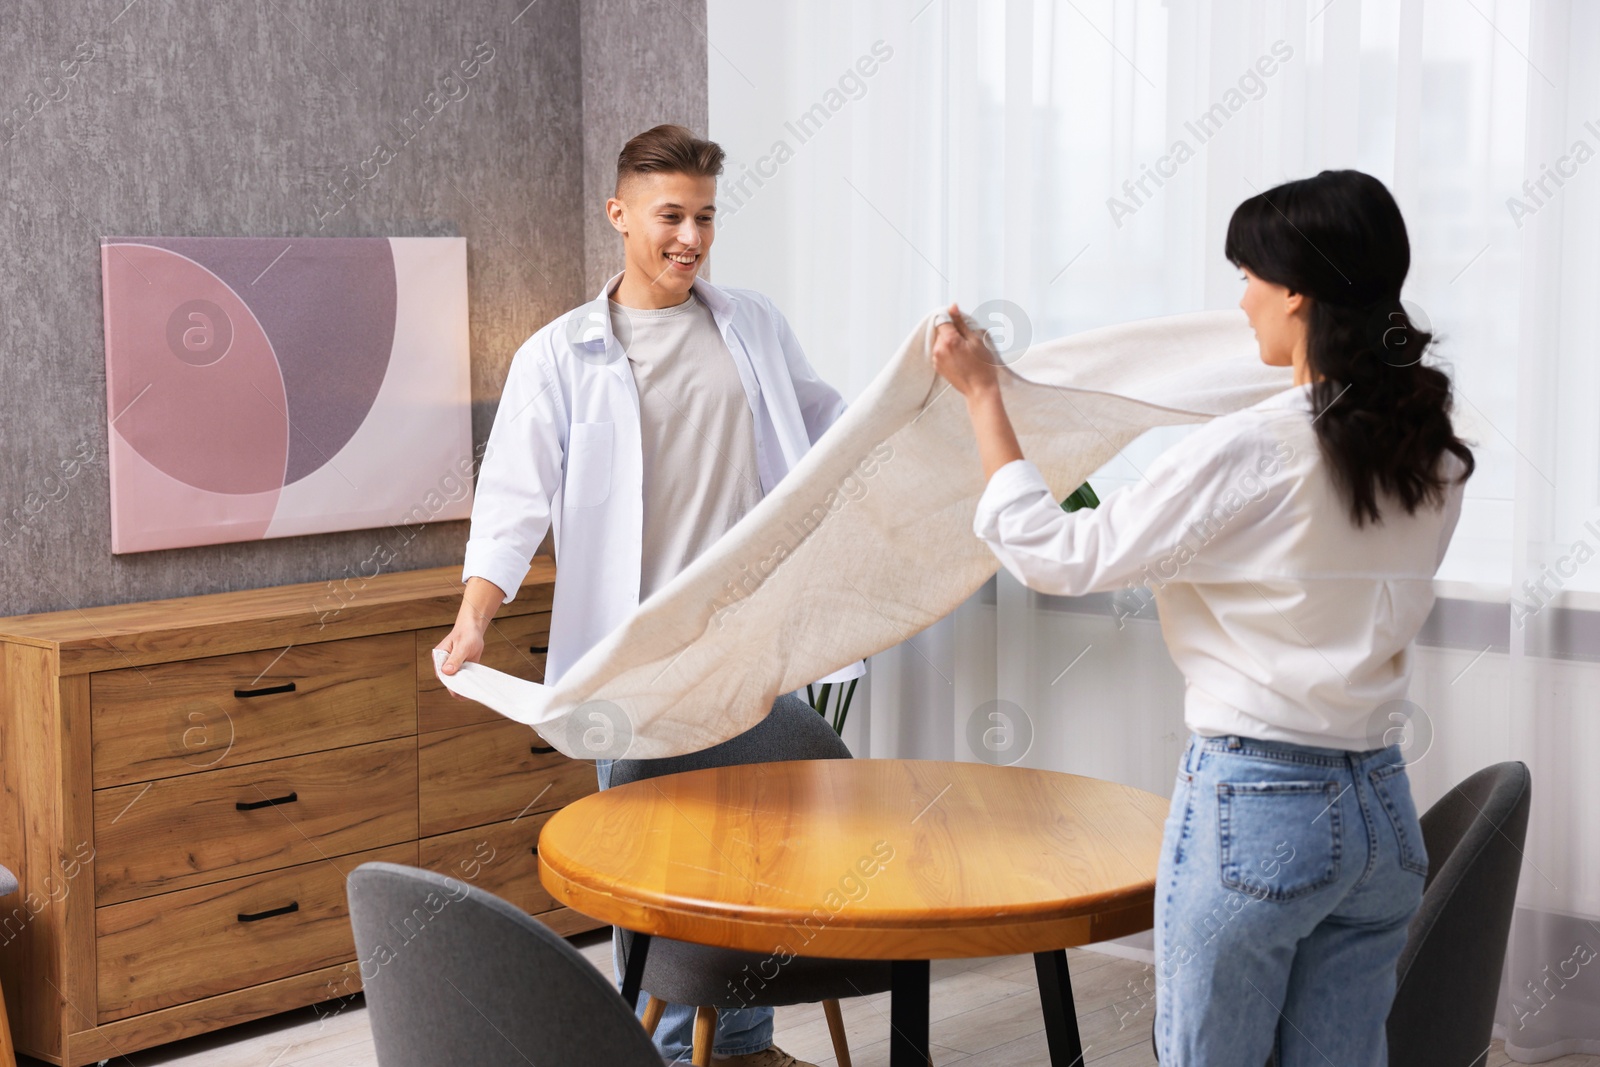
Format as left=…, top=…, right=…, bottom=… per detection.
left=1225, top=170, right=1474, bottom=527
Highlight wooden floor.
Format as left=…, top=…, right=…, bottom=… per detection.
left=28, top=930, right=1598, bottom=1067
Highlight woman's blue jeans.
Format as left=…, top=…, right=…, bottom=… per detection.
left=1154, top=733, right=1427, bottom=1066
left=594, top=757, right=775, bottom=1062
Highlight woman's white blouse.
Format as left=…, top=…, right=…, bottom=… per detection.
left=972, top=383, right=1467, bottom=750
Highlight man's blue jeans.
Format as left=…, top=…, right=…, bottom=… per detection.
left=595, top=757, right=775, bottom=1062
left=1154, top=733, right=1427, bottom=1066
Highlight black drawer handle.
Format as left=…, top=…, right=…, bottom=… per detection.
left=529, top=644, right=549, bottom=654
left=237, top=791, right=298, bottom=811
left=238, top=901, right=299, bottom=923
left=530, top=744, right=557, bottom=755
left=235, top=681, right=296, bottom=699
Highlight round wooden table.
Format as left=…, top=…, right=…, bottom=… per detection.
left=538, top=758, right=1169, bottom=1067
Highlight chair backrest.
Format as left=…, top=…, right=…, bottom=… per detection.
left=346, top=862, right=661, bottom=1067
left=607, top=689, right=849, bottom=787
left=1387, top=761, right=1532, bottom=1066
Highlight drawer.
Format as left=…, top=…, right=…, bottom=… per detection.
left=416, top=612, right=549, bottom=733
left=94, top=737, right=418, bottom=905
left=91, top=631, right=416, bottom=788
left=418, top=718, right=594, bottom=837
left=417, top=813, right=560, bottom=917
left=95, top=841, right=416, bottom=1023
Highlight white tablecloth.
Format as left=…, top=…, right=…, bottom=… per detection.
left=436, top=308, right=1293, bottom=759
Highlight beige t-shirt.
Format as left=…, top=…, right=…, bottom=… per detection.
left=609, top=292, right=764, bottom=601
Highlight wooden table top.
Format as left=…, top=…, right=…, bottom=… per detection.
left=537, top=758, right=1169, bottom=960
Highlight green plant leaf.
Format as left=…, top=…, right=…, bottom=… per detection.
left=807, top=675, right=860, bottom=736
left=1061, top=481, right=1100, bottom=512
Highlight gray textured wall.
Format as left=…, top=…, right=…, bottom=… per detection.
left=0, top=0, right=707, bottom=618
left=579, top=0, right=710, bottom=296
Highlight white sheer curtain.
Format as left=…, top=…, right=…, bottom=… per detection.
left=707, top=1, right=1600, bottom=1058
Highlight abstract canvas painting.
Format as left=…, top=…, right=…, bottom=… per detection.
left=100, top=236, right=473, bottom=553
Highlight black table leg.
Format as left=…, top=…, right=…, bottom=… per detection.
left=619, top=930, right=652, bottom=1010
left=889, top=959, right=930, bottom=1067
left=1034, top=949, right=1085, bottom=1066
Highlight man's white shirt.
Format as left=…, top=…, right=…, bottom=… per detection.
left=464, top=271, right=864, bottom=687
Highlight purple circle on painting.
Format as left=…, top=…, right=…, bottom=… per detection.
left=165, top=299, right=235, bottom=366
left=137, top=237, right=398, bottom=485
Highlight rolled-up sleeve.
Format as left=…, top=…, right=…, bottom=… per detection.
left=462, top=334, right=567, bottom=603
left=973, top=417, right=1289, bottom=597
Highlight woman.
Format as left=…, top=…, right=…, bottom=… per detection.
left=930, top=169, right=1473, bottom=1066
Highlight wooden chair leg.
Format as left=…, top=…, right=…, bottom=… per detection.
left=641, top=995, right=667, bottom=1038
left=692, top=1004, right=718, bottom=1067
left=822, top=998, right=852, bottom=1067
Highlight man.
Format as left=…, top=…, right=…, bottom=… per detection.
left=437, top=124, right=858, bottom=1067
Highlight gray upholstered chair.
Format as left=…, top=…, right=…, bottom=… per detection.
left=1383, top=760, right=1531, bottom=1066
left=1157, top=761, right=1533, bottom=1066
left=608, top=691, right=893, bottom=1067
left=346, top=861, right=661, bottom=1067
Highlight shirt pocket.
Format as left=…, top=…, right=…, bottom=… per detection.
left=563, top=421, right=613, bottom=510
left=1217, top=780, right=1342, bottom=902
left=1368, top=762, right=1430, bottom=878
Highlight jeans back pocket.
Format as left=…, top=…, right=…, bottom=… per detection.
left=1217, top=780, right=1342, bottom=902
left=1368, top=762, right=1430, bottom=878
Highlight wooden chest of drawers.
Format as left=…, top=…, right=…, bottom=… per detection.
left=0, top=560, right=601, bottom=1065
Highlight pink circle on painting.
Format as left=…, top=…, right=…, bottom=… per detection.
left=103, top=244, right=290, bottom=496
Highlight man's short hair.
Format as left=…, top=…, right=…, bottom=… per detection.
left=615, top=124, right=725, bottom=195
